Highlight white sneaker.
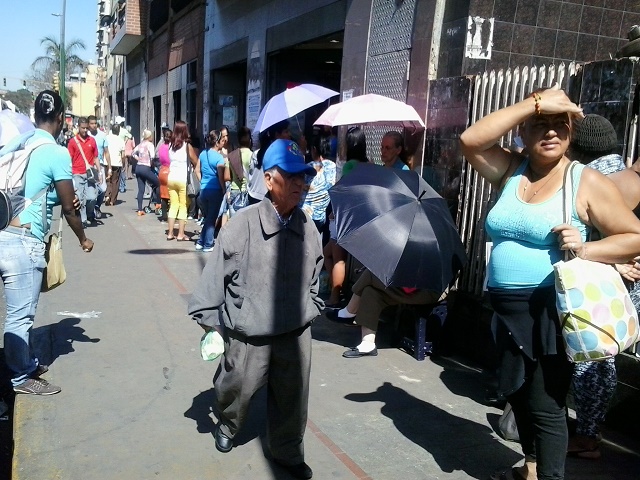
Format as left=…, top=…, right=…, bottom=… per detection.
left=203, top=247, right=214, bottom=252
left=195, top=244, right=203, bottom=251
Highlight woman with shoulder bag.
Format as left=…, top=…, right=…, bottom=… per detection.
left=195, top=130, right=226, bottom=252
left=0, top=90, right=94, bottom=396
left=166, top=120, right=199, bottom=241
left=460, top=85, right=640, bottom=480
left=225, top=126, right=253, bottom=217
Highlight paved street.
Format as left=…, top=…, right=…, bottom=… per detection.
left=5, top=183, right=640, bottom=479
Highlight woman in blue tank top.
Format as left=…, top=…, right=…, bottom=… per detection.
left=460, top=86, right=640, bottom=480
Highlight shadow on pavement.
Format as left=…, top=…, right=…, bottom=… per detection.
left=183, top=387, right=292, bottom=479
left=35, top=317, right=100, bottom=365
left=345, top=381, right=521, bottom=479
left=311, top=314, right=404, bottom=351
left=0, top=348, right=13, bottom=480
left=184, top=388, right=217, bottom=435
left=436, top=359, right=497, bottom=407
left=126, top=248, right=193, bottom=255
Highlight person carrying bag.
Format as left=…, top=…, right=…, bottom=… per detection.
left=42, top=209, right=66, bottom=292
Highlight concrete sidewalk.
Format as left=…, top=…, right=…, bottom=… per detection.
left=9, top=185, right=640, bottom=479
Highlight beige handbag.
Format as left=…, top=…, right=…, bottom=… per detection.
left=41, top=209, right=66, bottom=292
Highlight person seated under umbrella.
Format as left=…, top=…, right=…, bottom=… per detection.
left=381, top=131, right=411, bottom=170
left=328, top=269, right=444, bottom=358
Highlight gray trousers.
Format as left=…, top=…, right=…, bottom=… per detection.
left=352, top=269, right=440, bottom=331
left=214, top=325, right=311, bottom=465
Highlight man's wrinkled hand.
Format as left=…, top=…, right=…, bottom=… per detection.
left=73, top=195, right=81, bottom=211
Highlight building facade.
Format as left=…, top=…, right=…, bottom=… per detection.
left=100, top=0, right=639, bottom=156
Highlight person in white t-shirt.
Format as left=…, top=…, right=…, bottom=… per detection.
left=105, top=124, right=126, bottom=206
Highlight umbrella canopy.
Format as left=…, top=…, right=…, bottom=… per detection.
left=253, top=83, right=339, bottom=133
left=313, top=93, right=425, bottom=129
left=0, top=110, right=35, bottom=148
left=329, top=163, right=466, bottom=292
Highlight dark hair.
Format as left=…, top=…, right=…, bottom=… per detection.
left=34, top=90, right=64, bottom=125
left=346, top=126, right=368, bottom=162
left=383, top=131, right=408, bottom=166
left=78, top=117, right=88, bottom=125
left=238, top=126, right=252, bottom=148
left=207, top=129, right=222, bottom=149
left=171, top=120, right=189, bottom=151
left=111, top=124, right=120, bottom=135
left=310, top=132, right=332, bottom=159
left=88, top=115, right=97, bottom=122
left=256, top=120, right=289, bottom=169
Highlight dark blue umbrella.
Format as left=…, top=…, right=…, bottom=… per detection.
left=328, top=163, right=466, bottom=292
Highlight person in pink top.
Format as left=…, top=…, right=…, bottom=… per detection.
left=121, top=129, right=136, bottom=193
left=131, top=129, right=159, bottom=215
left=157, top=129, right=172, bottom=221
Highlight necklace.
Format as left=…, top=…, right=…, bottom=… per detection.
left=523, top=162, right=564, bottom=202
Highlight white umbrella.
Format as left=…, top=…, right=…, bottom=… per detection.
left=0, top=110, right=35, bottom=148
left=313, top=93, right=425, bottom=129
left=253, top=83, right=339, bottom=133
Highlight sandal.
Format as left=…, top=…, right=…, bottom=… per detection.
left=176, top=236, right=192, bottom=242
left=166, top=236, right=175, bottom=241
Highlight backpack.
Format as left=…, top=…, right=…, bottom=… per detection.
left=0, top=131, right=56, bottom=230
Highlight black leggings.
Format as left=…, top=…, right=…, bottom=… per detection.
left=507, top=354, right=572, bottom=480
left=135, top=165, right=159, bottom=210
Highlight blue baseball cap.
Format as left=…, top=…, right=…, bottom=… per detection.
left=263, top=139, right=316, bottom=177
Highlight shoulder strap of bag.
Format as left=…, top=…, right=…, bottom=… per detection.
left=562, top=161, right=578, bottom=261
left=19, top=140, right=57, bottom=229
left=56, top=206, right=63, bottom=237
left=228, top=149, right=244, bottom=181
left=74, top=136, right=92, bottom=170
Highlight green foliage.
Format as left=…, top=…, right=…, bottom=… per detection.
left=31, top=35, right=87, bottom=76
left=2, top=89, right=34, bottom=114
left=28, top=36, right=87, bottom=110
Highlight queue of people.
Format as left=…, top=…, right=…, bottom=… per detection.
left=5, top=87, right=640, bottom=480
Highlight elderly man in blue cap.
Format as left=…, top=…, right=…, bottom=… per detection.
left=189, top=139, right=323, bottom=479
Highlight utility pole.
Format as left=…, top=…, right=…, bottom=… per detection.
left=60, top=0, right=67, bottom=107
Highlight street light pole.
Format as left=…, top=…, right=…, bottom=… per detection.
left=59, top=0, right=67, bottom=108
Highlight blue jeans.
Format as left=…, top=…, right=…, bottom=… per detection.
left=0, top=229, right=46, bottom=387
left=197, top=188, right=224, bottom=249
left=73, top=174, right=88, bottom=223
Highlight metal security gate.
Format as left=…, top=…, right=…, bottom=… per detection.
left=457, top=63, right=580, bottom=297
left=364, top=0, right=417, bottom=163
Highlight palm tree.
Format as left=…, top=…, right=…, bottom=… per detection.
left=31, top=35, right=87, bottom=78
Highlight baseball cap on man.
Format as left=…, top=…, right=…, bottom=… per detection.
left=263, top=139, right=316, bottom=177
left=161, top=122, right=170, bottom=130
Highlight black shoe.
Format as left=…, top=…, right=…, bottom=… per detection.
left=342, top=347, right=378, bottom=358
left=273, top=460, right=313, bottom=479
left=325, top=309, right=357, bottom=326
left=214, top=424, right=233, bottom=453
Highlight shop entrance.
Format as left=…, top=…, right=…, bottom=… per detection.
left=210, top=61, right=247, bottom=143
left=266, top=31, right=343, bottom=138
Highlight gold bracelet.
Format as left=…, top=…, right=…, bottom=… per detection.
left=531, top=92, right=542, bottom=115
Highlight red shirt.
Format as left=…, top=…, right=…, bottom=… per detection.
left=68, top=135, right=98, bottom=175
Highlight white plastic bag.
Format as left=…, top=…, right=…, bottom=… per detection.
left=200, top=330, right=224, bottom=361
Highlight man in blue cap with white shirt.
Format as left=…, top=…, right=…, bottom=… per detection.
left=189, top=139, right=323, bottom=479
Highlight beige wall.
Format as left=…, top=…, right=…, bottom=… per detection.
left=68, top=65, right=100, bottom=117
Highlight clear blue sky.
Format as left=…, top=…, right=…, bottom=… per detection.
left=0, top=0, right=97, bottom=91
